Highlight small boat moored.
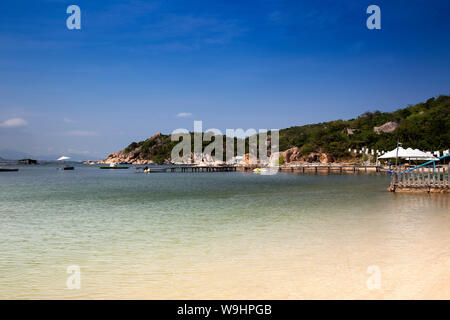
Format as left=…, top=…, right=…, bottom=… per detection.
left=57, top=156, right=74, bottom=170
left=0, top=168, right=19, bottom=172
left=99, top=163, right=129, bottom=169
left=135, top=166, right=167, bottom=173
left=58, top=166, right=74, bottom=170
left=143, top=167, right=166, bottom=173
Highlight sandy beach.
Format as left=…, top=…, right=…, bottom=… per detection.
left=1, top=167, right=448, bottom=299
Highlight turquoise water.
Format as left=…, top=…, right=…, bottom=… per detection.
left=0, top=165, right=449, bottom=299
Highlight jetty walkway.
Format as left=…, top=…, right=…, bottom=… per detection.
left=136, top=164, right=383, bottom=174
left=136, top=166, right=237, bottom=173
left=389, top=165, right=449, bottom=193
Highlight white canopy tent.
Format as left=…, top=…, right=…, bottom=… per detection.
left=378, top=147, right=439, bottom=161
left=405, top=152, right=438, bottom=161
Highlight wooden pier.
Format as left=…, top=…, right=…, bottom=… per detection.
left=136, top=166, right=237, bottom=173
left=242, top=164, right=383, bottom=173
left=136, top=164, right=382, bottom=174
left=389, top=165, right=449, bottom=193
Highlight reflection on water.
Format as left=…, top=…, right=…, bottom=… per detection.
left=0, top=165, right=448, bottom=299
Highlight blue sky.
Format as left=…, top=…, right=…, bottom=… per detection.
left=0, top=0, right=449, bottom=159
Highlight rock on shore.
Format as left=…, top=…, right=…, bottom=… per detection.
left=281, top=147, right=335, bottom=164
left=282, top=147, right=303, bottom=162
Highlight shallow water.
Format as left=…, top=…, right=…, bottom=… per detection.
left=0, top=165, right=448, bottom=299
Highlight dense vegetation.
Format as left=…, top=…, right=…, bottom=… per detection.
left=120, top=95, right=449, bottom=163
left=278, top=95, right=450, bottom=160
left=123, top=135, right=177, bottom=164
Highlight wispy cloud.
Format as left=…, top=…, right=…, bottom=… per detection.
left=0, top=118, right=28, bottom=128
left=133, top=14, right=247, bottom=52
left=0, top=2, right=246, bottom=54
left=63, top=118, right=74, bottom=124
left=67, top=130, right=97, bottom=136
left=176, top=112, right=192, bottom=118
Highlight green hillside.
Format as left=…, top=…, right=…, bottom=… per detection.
left=278, top=95, right=450, bottom=160
left=111, top=95, right=449, bottom=163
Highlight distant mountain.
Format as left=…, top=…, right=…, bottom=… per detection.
left=0, top=149, right=98, bottom=162
left=0, top=156, right=16, bottom=164
left=0, top=149, right=33, bottom=160
left=36, top=154, right=99, bottom=162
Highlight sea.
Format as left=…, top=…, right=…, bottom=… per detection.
left=0, top=164, right=448, bottom=299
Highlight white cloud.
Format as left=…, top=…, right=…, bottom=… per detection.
left=0, top=118, right=28, bottom=128
left=63, top=118, right=74, bottom=123
left=67, top=130, right=97, bottom=136
left=176, top=112, right=192, bottom=118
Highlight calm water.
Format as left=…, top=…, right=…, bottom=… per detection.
left=0, top=165, right=449, bottom=299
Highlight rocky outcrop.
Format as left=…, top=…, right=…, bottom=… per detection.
left=374, top=121, right=398, bottom=134
left=282, top=147, right=303, bottom=163
left=306, top=152, right=335, bottom=163
left=98, top=149, right=156, bottom=164
left=319, top=153, right=335, bottom=163
left=274, top=147, right=337, bottom=164
left=243, top=153, right=251, bottom=165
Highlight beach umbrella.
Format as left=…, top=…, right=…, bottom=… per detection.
left=57, top=156, right=71, bottom=161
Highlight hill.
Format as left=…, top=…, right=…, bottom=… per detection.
left=100, top=95, right=450, bottom=164
left=99, top=132, right=176, bottom=164
left=278, top=94, right=449, bottom=160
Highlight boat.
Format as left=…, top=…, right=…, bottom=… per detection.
left=252, top=168, right=268, bottom=173
left=58, top=166, right=74, bottom=170
left=143, top=167, right=166, bottom=173
left=0, top=168, right=19, bottom=172
left=57, top=156, right=74, bottom=171
left=99, top=163, right=129, bottom=169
